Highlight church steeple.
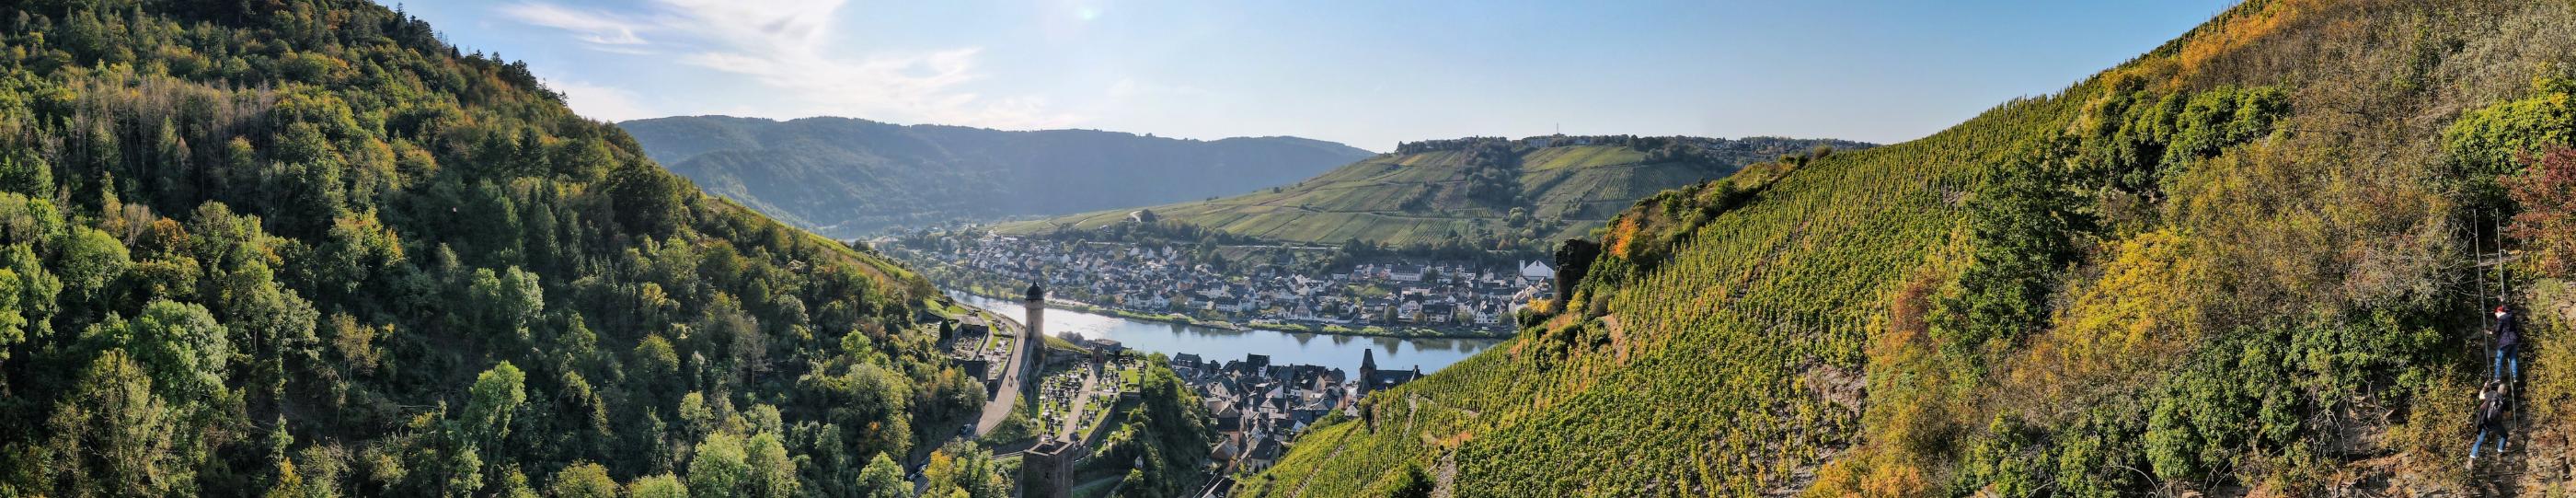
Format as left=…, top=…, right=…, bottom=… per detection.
left=1358, top=348, right=1379, bottom=394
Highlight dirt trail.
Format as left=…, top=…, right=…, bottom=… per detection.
left=1431, top=451, right=1459, bottom=498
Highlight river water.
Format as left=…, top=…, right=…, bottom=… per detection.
left=949, top=292, right=1501, bottom=376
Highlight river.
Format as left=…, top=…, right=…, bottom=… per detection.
left=948, top=292, right=1501, bottom=376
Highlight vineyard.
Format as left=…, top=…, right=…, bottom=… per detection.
left=1251, top=0, right=2576, bottom=496
left=1246, top=83, right=2059, bottom=497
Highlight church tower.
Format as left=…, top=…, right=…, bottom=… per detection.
left=1358, top=348, right=1379, bottom=395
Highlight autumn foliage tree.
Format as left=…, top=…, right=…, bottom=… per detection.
left=2507, top=146, right=2576, bottom=277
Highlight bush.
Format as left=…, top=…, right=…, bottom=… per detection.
left=2507, top=147, right=2576, bottom=277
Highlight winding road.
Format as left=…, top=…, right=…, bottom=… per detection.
left=977, top=308, right=1036, bottom=434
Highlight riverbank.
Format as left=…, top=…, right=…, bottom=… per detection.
left=944, top=285, right=1516, bottom=340
left=947, top=292, right=1499, bottom=377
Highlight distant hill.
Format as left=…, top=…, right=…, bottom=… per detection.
left=618, top=116, right=1372, bottom=237
left=997, top=135, right=1870, bottom=249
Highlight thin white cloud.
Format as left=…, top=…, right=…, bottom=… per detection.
left=652, top=0, right=844, bottom=49
left=545, top=78, right=656, bottom=122
left=498, top=3, right=647, bottom=45
left=582, top=44, right=660, bottom=56
left=496, top=0, right=1082, bottom=129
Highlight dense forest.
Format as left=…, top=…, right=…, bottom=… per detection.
left=1252, top=0, right=2576, bottom=496
left=0, top=1, right=1012, bottom=495
left=618, top=116, right=1373, bottom=238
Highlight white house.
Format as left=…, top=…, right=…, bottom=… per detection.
left=1474, top=303, right=1503, bottom=325
left=1520, top=261, right=1558, bottom=280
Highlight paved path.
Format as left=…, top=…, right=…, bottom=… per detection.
left=1056, top=372, right=1101, bottom=440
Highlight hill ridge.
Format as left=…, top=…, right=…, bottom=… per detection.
left=1000, top=135, right=1870, bottom=250
left=619, top=115, right=1374, bottom=237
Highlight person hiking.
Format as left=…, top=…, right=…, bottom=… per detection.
left=2470, top=379, right=2511, bottom=463
left=2492, top=306, right=2521, bottom=383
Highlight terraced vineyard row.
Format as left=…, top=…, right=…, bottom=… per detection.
left=1246, top=93, right=2064, bottom=496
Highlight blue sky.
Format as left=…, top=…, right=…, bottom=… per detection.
left=385, top=0, right=2240, bottom=151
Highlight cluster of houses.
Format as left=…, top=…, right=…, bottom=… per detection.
left=914, top=235, right=1558, bottom=332
left=1172, top=349, right=1421, bottom=476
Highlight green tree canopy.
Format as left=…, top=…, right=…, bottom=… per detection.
left=546, top=462, right=618, bottom=498
left=858, top=452, right=913, bottom=498
left=686, top=432, right=749, bottom=498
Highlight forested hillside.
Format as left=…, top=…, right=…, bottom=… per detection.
left=1000, top=135, right=1868, bottom=250
left=1252, top=0, right=2576, bottom=495
left=0, top=1, right=1006, bottom=495
left=619, top=116, right=1372, bottom=238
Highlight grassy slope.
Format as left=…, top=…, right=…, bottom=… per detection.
left=1251, top=1, right=2576, bottom=496
left=998, top=145, right=1740, bottom=247
left=1248, top=95, right=2051, bottom=497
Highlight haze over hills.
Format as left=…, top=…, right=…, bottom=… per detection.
left=1249, top=0, right=2576, bottom=495
left=618, top=116, right=1373, bottom=237
left=999, top=135, right=1869, bottom=249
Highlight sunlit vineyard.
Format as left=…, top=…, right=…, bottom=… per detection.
left=1253, top=0, right=2576, bottom=495
left=1246, top=87, right=2066, bottom=496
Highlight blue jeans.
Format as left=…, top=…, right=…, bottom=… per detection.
left=2495, top=344, right=2521, bottom=381
left=2473, top=427, right=2506, bottom=458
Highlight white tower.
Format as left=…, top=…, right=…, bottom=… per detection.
left=1022, top=282, right=1047, bottom=400
left=1024, top=282, right=1047, bottom=340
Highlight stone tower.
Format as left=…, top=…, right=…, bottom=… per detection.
left=1019, top=439, right=1075, bottom=498
left=1024, top=281, right=1046, bottom=337
left=1023, top=282, right=1046, bottom=401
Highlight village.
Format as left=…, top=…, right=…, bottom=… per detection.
left=897, top=233, right=1558, bottom=336
left=1166, top=347, right=1422, bottom=486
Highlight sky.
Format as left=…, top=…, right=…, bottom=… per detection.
left=385, top=0, right=2243, bottom=152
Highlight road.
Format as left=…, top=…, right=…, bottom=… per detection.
left=914, top=303, right=1036, bottom=493
left=976, top=309, right=1035, bottom=434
